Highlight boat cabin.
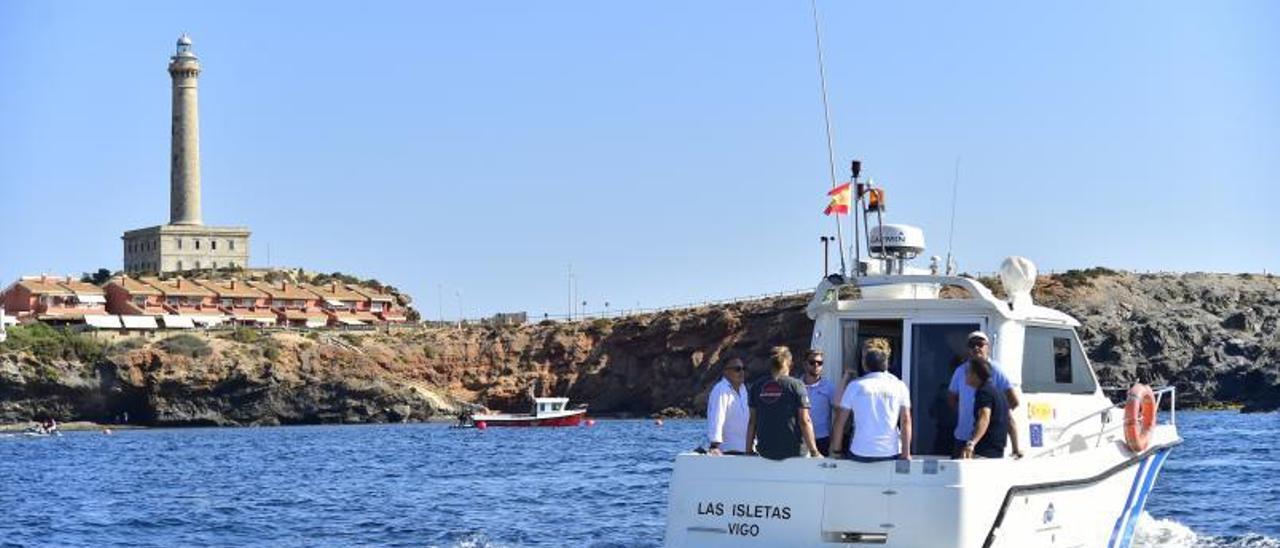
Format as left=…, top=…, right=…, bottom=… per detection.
left=805, top=269, right=1104, bottom=457
left=532, top=397, right=570, bottom=417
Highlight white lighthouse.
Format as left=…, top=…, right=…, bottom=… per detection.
left=121, top=35, right=251, bottom=274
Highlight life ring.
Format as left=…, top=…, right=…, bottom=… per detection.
left=1123, top=384, right=1156, bottom=453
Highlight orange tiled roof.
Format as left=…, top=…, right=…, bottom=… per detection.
left=107, top=277, right=162, bottom=296
left=280, top=310, right=328, bottom=320
left=351, top=285, right=395, bottom=302
left=302, top=282, right=367, bottom=302
left=143, top=277, right=216, bottom=298
left=16, top=277, right=75, bottom=296
left=248, top=281, right=320, bottom=300
left=59, top=280, right=105, bottom=296
left=195, top=279, right=267, bottom=299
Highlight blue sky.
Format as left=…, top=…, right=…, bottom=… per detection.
left=2, top=1, right=1276, bottom=319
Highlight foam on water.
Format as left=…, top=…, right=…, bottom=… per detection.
left=1134, top=512, right=1280, bottom=548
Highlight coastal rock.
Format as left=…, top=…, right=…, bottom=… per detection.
left=1, top=272, right=1277, bottom=425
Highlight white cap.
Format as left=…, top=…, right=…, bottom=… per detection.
left=967, top=331, right=989, bottom=342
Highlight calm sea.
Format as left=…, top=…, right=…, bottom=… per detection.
left=0, top=411, right=1275, bottom=547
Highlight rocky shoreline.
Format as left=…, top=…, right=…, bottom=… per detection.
left=1, top=271, right=1276, bottom=426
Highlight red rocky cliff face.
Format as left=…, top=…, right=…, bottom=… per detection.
left=2, top=272, right=1277, bottom=425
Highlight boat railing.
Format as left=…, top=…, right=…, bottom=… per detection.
left=1032, top=386, right=1176, bottom=459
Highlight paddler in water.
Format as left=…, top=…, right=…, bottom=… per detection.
left=745, top=346, right=822, bottom=460
left=706, top=358, right=749, bottom=455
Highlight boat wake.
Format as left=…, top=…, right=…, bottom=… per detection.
left=1133, top=512, right=1280, bottom=548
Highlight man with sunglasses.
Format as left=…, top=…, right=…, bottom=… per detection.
left=706, top=358, right=750, bottom=455
left=948, top=331, right=1020, bottom=458
left=801, top=349, right=836, bottom=456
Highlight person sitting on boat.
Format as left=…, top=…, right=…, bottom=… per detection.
left=801, top=349, right=836, bottom=456
left=706, top=358, right=750, bottom=455
left=948, top=331, right=1020, bottom=458
left=958, top=357, right=1023, bottom=459
left=828, top=338, right=913, bottom=462
left=745, top=347, right=822, bottom=460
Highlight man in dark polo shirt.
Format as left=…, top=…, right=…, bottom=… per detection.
left=746, top=346, right=822, bottom=460
left=959, top=357, right=1023, bottom=459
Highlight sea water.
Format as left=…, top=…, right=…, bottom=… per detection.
left=0, top=411, right=1274, bottom=547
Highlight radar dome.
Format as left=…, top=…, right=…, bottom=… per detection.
left=868, top=224, right=925, bottom=259
left=999, top=256, right=1037, bottom=309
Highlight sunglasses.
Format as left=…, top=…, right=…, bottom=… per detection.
left=808, top=360, right=824, bottom=365
left=968, top=340, right=988, bottom=348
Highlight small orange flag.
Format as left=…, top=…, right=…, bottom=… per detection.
left=824, top=182, right=852, bottom=215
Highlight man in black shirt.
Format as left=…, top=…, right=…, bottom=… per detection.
left=959, top=358, right=1023, bottom=459
left=746, top=346, right=822, bottom=460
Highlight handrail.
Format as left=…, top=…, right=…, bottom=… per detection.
left=1032, top=386, right=1176, bottom=459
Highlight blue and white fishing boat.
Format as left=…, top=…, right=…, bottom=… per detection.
left=662, top=173, right=1179, bottom=548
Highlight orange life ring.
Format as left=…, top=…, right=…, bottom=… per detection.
left=1123, top=384, right=1156, bottom=453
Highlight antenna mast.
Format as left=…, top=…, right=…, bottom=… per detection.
left=809, top=0, right=846, bottom=277
left=945, top=157, right=960, bottom=274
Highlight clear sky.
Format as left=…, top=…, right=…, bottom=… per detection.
left=2, top=1, right=1277, bottom=320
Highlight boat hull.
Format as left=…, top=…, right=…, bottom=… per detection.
left=662, top=425, right=1178, bottom=548
left=474, top=409, right=587, bottom=427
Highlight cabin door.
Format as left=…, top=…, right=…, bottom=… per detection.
left=903, top=319, right=984, bottom=456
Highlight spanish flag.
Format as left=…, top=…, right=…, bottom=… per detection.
left=824, top=182, right=852, bottom=215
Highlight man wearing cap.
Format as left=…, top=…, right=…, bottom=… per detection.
left=948, top=331, right=1020, bottom=458
left=706, top=357, right=749, bottom=455
left=802, top=349, right=837, bottom=456
left=828, top=338, right=913, bottom=462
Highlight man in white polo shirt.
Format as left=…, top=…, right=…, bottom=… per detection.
left=828, top=338, right=913, bottom=462
left=706, top=358, right=749, bottom=455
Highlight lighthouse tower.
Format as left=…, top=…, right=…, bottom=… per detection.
left=168, top=34, right=203, bottom=226
left=121, top=35, right=251, bottom=275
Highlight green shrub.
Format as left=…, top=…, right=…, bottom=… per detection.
left=339, top=333, right=363, bottom=347
left=112, top=337, right=147, bottom=352
left=0, top=324, right=107, bottom=362
left=1057, top=267, right=1121, bottom=289
left=422, top=344, right=436, bottom=359
left=159, top=334, right=212, bottom=358
left=229, top=326, right=261, bottom=344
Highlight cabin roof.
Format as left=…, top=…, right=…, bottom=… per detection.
left=805, top=274, right=1080, bottom=327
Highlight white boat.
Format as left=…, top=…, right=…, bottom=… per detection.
left=662, top=177, right=1179, bottom=548
left=471, top=397, right=588, bottom=427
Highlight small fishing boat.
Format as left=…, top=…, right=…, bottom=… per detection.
left=472, top=397, right=588, bottom=427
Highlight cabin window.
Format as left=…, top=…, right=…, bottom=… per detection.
left=1021, top=326, right=1097, bottom=394
left=840, top=319, right=903, bottom=378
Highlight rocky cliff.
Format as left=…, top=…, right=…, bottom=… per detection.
left=1, top=271, right=1276, bottom=426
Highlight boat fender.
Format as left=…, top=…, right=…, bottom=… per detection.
left=1123, top=384, right=1156, bottom=453
left=475, top=421, right=487, bottom=430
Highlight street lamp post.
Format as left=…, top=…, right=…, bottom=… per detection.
left=820, top=236, right=835, bottom=276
